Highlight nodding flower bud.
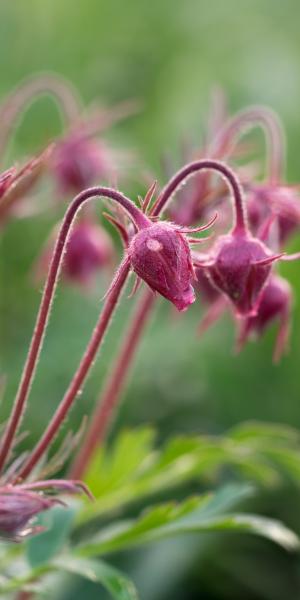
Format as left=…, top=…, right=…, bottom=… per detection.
left=0, top=488, right=59, bottom=541
left=128, top=222, right=196, bottom=311
left=247, top=184, right=300, bottom=245
left=52, top=133, right=111, bottom=194
left=196, top=232, right=281, bottom=316
left=237, top=274, right=292, bottom=362
left=63, top=222, right=113, bottom=285
left=36, top=221, right=114, bottom=287
left=0, top=480, right=91, bottom=542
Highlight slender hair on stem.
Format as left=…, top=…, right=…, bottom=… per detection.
left=0, top=186, right=150, bottom=476
left=70, top=159, right=248, bottom=478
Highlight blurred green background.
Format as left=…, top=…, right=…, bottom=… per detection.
left=1, top=1, right=300, bottom=598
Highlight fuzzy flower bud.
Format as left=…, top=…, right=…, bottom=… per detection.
left=128, top=222, right=196, bottom=311
left=63, top=222, right=113, bottom=285
left=247, top=184, right=300, bottom=244
left=197, top=232, right=280, bottom=316
left=237, top=274, right=292, bottom=362
left=52, top=133, right=111, bottom=194
left=0, top=488, right=60, bottom=541
left=36, top=221, right=114, bottom=287
left=0, top=480, right=90, bottom=542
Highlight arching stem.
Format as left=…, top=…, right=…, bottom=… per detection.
left=69, top=160, right=247, bottom=478
left=155, top=159, right=247, bottom=235
left=0, top=186, right=150, bottom=474
left=14, top=257, right=130, bottom=482
left=209, top=105, right=285, bottom=184
left=0, top=73, right=82, bottom=161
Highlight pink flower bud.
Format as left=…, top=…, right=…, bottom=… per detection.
left=237, top=275, right=292, bottom=362
left=36, top=221, right=114, bottom=287
left=248, top=184, right=300, bottom=244
left=0, top=480, right=90, bottom=542
left=0, top=488, right=58, bottom=541
left=198, top=232, right=279, bottom=316
left=63, top=222, right=113, bottom=285
left=52, top=134, right=111, bottom=194
left=128, top=222, right=196, bottom=311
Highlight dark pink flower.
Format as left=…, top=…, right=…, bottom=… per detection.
left=128, top=222, right=196, bottom=311
left=0, top=479, right=89, bottom=542
left=195, top=232, right=281, bottom=316
left=36, top=221, right=114, bottom=287
left=247, top=184, right=300, bottom=244
left=52, top=133, right=111, bottom=194
left=237, top=274, right=292, bottom=362
left=63, top=222, right=113, bottom=285
left=0, top=488, right=59, bottom=541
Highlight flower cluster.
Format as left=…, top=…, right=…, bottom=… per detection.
left=1, top=74, right=300, bottom=544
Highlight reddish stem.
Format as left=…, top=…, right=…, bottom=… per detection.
left=155, top=159, right=247, bottom=235
left=15, top=257, right=130, bottom=482
left=209, top=105, right=285, bottom=184
left=69, top=289, right=155, bottom=478
left=0, top=73, right=82, bottom=160
left=0, top=186, right=150, bottom=474
left=70, top=159, right=245, bottom=477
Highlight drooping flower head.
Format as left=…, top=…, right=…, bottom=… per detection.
left=0, top=488, right=60, bottom=541
left=192, top=162, right=285, bottom=316
left=199, top=232, right=281, bottom=316
left=237, top=274, right=292, bottom=362
left=128, top=222, right=196, bottom=311
left=35, top=219, right=114, bottom=287
left=247, top=183, right=300, bottom=245
left=0, top=480, right=90, bottom=542
left=52, top=133, right=112, bottom=194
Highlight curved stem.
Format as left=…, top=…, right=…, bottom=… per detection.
left=14, top=257, right=130, bottom=482
left=0, top=187, right=150, bottom=474
left=0, top=73, right=82, bottom=161
left=69, top=159, right=247, bottom=478
left=209, top=105, right=285, bottom=184
left=69, top=289, right=155, bottom=479
left=155, top=159, right=247, bottom=235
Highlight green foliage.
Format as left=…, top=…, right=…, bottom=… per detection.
left=26, top=506, right=76, bottom=567
left=75, top=484, right=299, bottom=558
left=79, top=422, right=300, bottom=524
left=1, top=481, right=299, bottom=598
left=1, top=423, right=300, bottom=598
left=0, top=556, right=138, bottom=599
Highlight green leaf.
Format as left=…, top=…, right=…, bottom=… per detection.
left=85, top=427, right=156, bottom=497
left=0, top=556, right=138, bottom=600
left=228, top=421, right=300, bottom=445
left=78, top=423, right=300, bottom=525
left=52, top=556, right=139, bottom=600
left=26, top=505, right=76, bottom=567
left=75, top=484, right=299, bottom=558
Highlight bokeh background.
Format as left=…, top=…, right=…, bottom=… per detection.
left=1, top=1, right=300, bottom=598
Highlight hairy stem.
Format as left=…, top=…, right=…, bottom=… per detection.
left=156, top=159, right=247, bottom=234
left=69, top=289, right=155, bottom=478
left=209, top=105, right=285, bottom=183
left=0, top=72, right=82, bottom=161
left=15, top=258, right=130, bottom=482
left=0, top=186, right=150, bottom=474
left=69, top=159, right=246, bottom=477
